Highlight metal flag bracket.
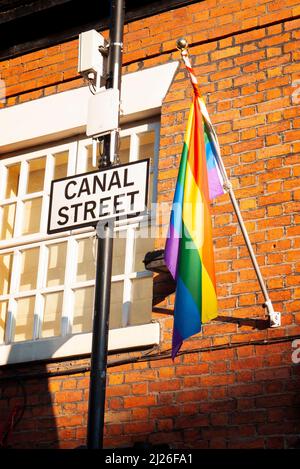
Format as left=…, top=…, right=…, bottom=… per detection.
left=264, top=300, right=281, bottom=327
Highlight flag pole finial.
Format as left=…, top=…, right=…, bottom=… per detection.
left=176, top=37, right=188, bottom=52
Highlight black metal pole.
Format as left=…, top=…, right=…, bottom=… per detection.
left=87, top=221, right=113, bottom=449
left=87, top=0, right=125, bottom=449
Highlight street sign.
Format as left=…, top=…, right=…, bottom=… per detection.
left=47, top=159, right=149, bottom=234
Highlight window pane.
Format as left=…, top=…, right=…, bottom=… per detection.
left=72, top=286, right=94, bottom=334
left=14, top=296, right=34, bottom=342
left=22, top=197, right=42, bottom=235
left=46, top=242, right=67, bottom=287
left=112, top=233, right=126, bottom=276
left=5, top=163, right=20, bottom=198
left=0, top=203, right=16, bottom=240
left=72, top=283, right=124, bottom=332
left=76, top=238, right=95, bottom=282
left=86, top=143, right=101, bottom=172
left=130, top=277, right=153, bottom=326
left=0, top=301, right=8, bottom=344
left=119, top=136, right=130, bottom=164
left=86, top=145, right=93, bottom=172
left=134, top=231, right=154, bottom=272
left=19, top=248, right=39, bottom=291
left=53, top=151, right=68, bottom=180
left=109, top=281, right=123, bottom=329
left=0, top=253, right=13, bottom=295
left=26, top=157, right=46, bottom=193
left=138, top=131, right=155, bottom=161
left=41, top=292, right=63, bottom=338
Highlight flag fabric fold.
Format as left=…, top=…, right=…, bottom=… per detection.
left=165, top=53, right=224, bottom=359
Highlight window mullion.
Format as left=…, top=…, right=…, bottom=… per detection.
left=33, top=243, right=47, bottom=339
left=61, top=237, right=77, bottom=336
left=39, top=152, right=54, bottom=235
left=152, top=124, right=160, bottom=205
left=13, top=160, right=28, bottom=238
left=5, top=249, right=21, bottom=343
left=5, top=299, right=16, bottom=345
left=75, top=140, right=87, bottom=174
left=69, top=141, right=79, bottom=175
left=122, top=227, right=135, bottom=327
left=0, top=162, right=6, bottom=200
left=129, top=133, right=139, bottom=162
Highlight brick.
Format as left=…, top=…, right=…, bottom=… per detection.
left=124, top=370, right=157, bottom=383
left=158, top=367, right=175, bottom=378
left=234, top=71, right=265, bottom=87
left=183, top=376, right=201, bottom=387
left=176, top=389, right=209, bottom=402
left=230, top=383, right=264, bottom=397
left=132, top=408, right=149, bottom=420
left=55, top=415, right=83, bottom=427
left=258, top=421, right=300, bottom=436
left=235, top=50, right=266, bottom=67
left=108, top=373, right=124, bottom=385
left=149, top=380, right=181, bottom=392
left=48, top=380, right=61, bottom=393
left=150, top=405, right=178, bottom=419
left=124, top=395, right=156, bottom=408
left=266, top=437, right=285, bottom=449
left=284, top=130, right=300, bottom=142
left=229, top=438, right=265, bottom=449
left=131, top=382, right=148, bottom=395
left=201, top=374, right=235, bottom=386
left=258, top=191, right=291, bottom=206
left=175, top=414, right=209, bottom=429
left=230, top=356, right=263, bottom=370
left=231, top=281, right=261, bottom=295
left=231, top=410, right=266, bottom=425
left=125, top=422, right=155, bottom=434
left=62, top=379, right=77, bottom=390
left=106, top=385, right=131, bottom=397
left=255, top=367, right=290, bottom=381
left=157, top=418, right=173, bottom=432
left=233, top=114, right=265, bottom=130
left=54, top=391, right=82, bottom=403
left=258, top=76, right=289, bottom=91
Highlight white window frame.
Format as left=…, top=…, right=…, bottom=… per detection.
left=0, top=119, right=160, bottom=364
left=0, top=62, right=179, bottom=365
left=0, top=123, right=160, bottom=365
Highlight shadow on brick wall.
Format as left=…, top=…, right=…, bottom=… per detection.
left=0, top=365, right=59, bottom=449
left=0, top=359, right=59, bottom=448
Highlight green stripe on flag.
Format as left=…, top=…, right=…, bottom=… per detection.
left=178, top=222, right=202, bottom=317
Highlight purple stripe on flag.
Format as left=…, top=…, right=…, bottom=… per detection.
left=172, top=326, right=183, bottom=360
left=165, top=223, right=180, bottom=280
left=208, top=167, right=224, bottom=200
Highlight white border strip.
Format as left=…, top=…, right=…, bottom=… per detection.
left=0, top=322, right=160, bottom=366
left=0, top=62, right=178, bottom=153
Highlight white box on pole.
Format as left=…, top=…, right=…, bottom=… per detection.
left=86, top=88, right=120, bottom=137
left=78, top=29, right=106, bottom=78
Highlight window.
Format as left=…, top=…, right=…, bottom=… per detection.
left=0, top=121, right=160, bottom=350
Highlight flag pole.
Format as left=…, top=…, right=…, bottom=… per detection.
left=176, top=38, right=281, bottom=328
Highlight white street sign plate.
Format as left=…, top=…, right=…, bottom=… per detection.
left=47, top=159, right=149, bottom=234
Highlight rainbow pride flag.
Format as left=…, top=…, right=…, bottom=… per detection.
left=165, top=61, right=224, bottom=359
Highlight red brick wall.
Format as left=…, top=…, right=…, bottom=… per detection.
left=1, top=0, right=300, bottom=449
